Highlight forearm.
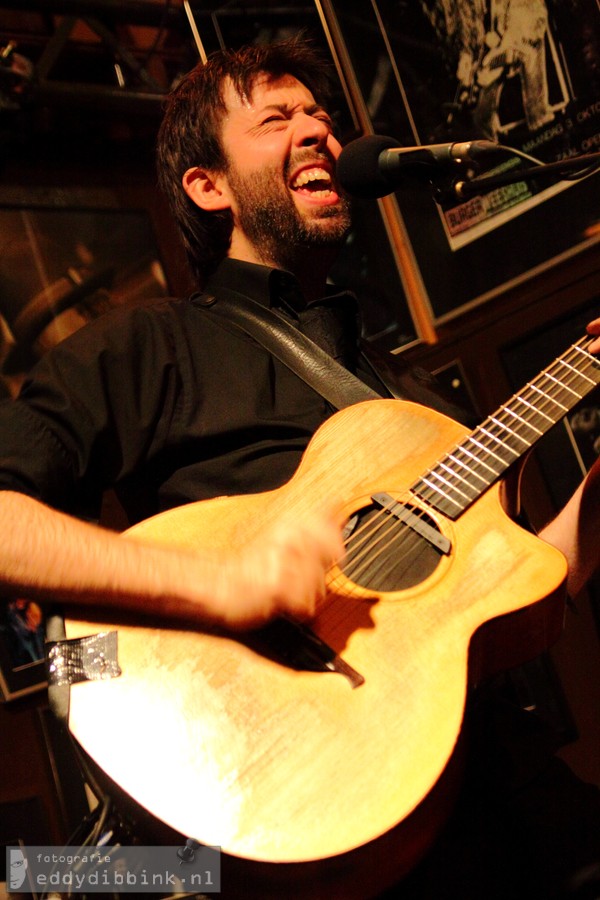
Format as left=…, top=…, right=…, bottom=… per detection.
left=0, top=490, right=226, bottom=622
left=539, top=456, right=600, bottom=598
left=0, top=490, right=343, bottom=630
left=538, top=319, right=600, bottom=597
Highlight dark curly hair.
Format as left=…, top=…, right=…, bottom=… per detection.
left=156, top=36, right=335, bottom=286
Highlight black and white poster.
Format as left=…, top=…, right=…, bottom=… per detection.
left=334, top=0, right=600, bottom=319
left=365, top=0, right=600, bottom=245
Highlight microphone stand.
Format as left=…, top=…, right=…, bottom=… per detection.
left=433, top=149, right=600, bottom=204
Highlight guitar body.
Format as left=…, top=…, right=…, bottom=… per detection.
left=65, top=399, right=567, bottom=898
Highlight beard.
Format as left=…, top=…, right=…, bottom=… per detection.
left=225, top=156, right=352, bottom=271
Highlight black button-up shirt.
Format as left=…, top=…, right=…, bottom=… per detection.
left=0, top=258, right=378, bottom=523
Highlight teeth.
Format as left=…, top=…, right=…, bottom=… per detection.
left=292, top=167, right=332, bottom=188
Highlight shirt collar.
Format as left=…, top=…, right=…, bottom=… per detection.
left=203, top=258, right=287, bottom=310
left=204, top=257, right=359, bottom=317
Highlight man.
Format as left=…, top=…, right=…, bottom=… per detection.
left=1, top=35, right=599, bottom=899
left=0, top=40, right=352, bottom=631
left=0, top=38, right=465, bottom=629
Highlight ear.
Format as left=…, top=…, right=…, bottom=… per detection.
left=182, top=166, right=232, bottom=211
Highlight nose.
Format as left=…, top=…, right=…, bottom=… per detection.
left=293, top=112, right=331, bottom=149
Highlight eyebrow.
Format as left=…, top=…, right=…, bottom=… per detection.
left=258, top=101, right=332, bottom=120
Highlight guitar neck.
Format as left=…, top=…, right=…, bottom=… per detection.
left=412, top=336, right=600, bottom=519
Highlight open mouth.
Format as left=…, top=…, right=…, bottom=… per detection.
left=290, top=166, right=335, bottom=199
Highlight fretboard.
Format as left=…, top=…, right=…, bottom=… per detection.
left=411, top=336, right=600, bottom=519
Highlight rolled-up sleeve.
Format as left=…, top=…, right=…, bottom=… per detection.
left=0, top=299, right=181, bottom=517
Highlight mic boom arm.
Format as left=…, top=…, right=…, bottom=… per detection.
left=336, top=133, right=600, bottom=202
left=447, top=150, right=600, bottom=201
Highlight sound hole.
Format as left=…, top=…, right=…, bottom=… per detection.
left=342, top=502, right=444, bottom=592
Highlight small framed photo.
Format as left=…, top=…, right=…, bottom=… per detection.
left=0, top=598, right=47, bottom=701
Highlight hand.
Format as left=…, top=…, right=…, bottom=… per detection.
left=211, top=510, right=345, bottom=631
left=588, top=317, right=600, bottom=354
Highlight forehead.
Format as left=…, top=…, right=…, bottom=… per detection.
left=221, top=73, right=318, bottom=119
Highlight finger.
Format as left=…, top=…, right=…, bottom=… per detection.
left=585, top=319, right=600, bottom=355
left=587, top=317, right=600, bottom=334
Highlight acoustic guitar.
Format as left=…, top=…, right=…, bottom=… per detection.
left=65, top=335, right=600, bottom=899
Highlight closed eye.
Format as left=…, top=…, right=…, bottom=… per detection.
left=316, top=115, right=334, bottom=130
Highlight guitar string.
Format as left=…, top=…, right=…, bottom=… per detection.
left=330, top=510, right=398, bottom=588
left=326, top=337, right=600, bottom=599
left=328, top=338, right=600, bottom=595
left=417, top=339, right=593, bottom=509
left=478, top=339, right=597, bottom=453
left=446, top=338, right=595, bottom=468
left=362, top=340, right=600, bottom=540
left=336, top=505, right=426, bottom=588
left=415, top=338, right=599, bottom=514
left=327, top=516, right=426, bottom=598
left=353, top=527, right=426, bottom=588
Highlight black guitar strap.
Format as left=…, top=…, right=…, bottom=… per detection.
left=191, top=287, right=477, bottom=427
left=191, top=287, right=383, bottom=409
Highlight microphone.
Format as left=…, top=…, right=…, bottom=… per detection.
left=337, top=134, right=501, bottom=199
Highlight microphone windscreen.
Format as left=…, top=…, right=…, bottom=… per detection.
left=336, top=134, right=399, bottom=199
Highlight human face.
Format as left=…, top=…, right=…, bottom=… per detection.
left=218, top=74, right=352, bottom=269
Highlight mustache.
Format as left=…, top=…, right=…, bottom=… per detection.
left=285, top=148, right=335, bottom=179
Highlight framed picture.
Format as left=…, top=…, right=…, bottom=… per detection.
left=0, top=599, right=47, bottom=701
left=330, top=0, right=600, bottom=325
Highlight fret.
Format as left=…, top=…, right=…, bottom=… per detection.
left=476, top=424, right=522, bottom=459
left=445, top=451, right=490, bottom=486
left=558, top=357, right=596, bottom=386
left=489, top=414, right=536, bottom=445
left=522, top=383, right=567, bottom=415
left=414, top=477, right=464, bottom=516
left=411, top=337, right=600, bottom=519
left=512, top=407, right=553, bottom=434
left=572, top=343, right=599, bottom=372
left=451, top=444, right=499, bottom=477
left=540, top=371, right=582, bottom=401
left=436, top=460, right=478, bottom=491
left=420, top=468, right=475, bottom=504
left=464, top=435, right=505, bottom=469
